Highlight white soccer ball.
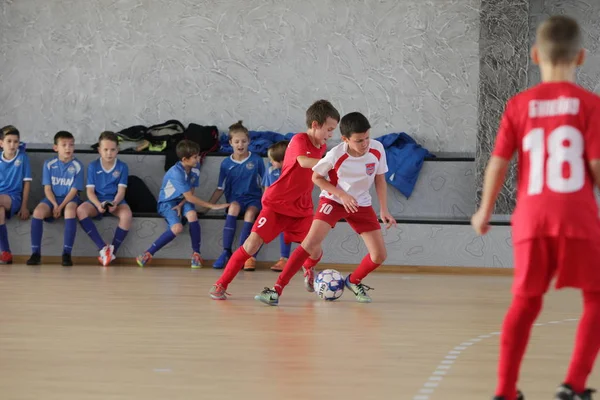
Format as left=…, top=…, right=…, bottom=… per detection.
left=314, top=269, right=345, bottom=301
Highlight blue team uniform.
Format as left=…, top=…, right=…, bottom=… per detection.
left=86, top=158, right=129, bottom=204
left=41, top=157, right=84, bottom=210
left=158, top=162, right=201, bottom=227
left=262, top=164, right=281, bottom=188
left=0, top=150, right=32, bottom=218
left=218, top=153, right=265, bottom=212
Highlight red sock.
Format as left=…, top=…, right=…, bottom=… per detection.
left=565, top=291, right=600, bottom=393
left=350, top=254, right=380, bottom=284
left=303, top=251, right=322, bottom=269
left=215, top=247, right=251, bottom=289
left=495, top=294, right=543, bottom=399
left=275, top=246, right=311, bottom=295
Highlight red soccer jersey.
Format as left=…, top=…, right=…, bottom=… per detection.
left=261, top=133, right=326, bottom=217
left=493, top=81, right=600, bottom=242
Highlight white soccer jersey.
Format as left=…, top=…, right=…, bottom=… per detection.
left=312, top=139, right=388, bottom=207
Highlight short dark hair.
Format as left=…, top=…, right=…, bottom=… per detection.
left=176, top=139, right=200, bottom=160
left=54, top=131, right=75, bottom=145
left=1, top=125, right=20, bottom=140
left=339, top=112, right=371, bottom=138
left=305, top=100, right=340, bottom=129
left=267, top=140, right=289, bottom=163
left=98, top=131, right=119, bottom=146
left=536, top=15, right=582, bottom=64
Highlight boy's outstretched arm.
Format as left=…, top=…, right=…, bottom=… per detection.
left=374, top=174, right=396, bottom=229
left=297, top=156, right=320, bottom=169
left=183, top=191, right=229, bottom=210
left=471, top=156, right=510, bottom=235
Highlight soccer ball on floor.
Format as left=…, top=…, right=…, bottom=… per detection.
left=314, top=269, right=345, bottom=301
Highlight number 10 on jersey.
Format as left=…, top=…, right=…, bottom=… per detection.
left=523, top=126, right=584, bottom=195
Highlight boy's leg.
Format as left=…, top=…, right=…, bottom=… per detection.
left=563, top=290, right=600, bottom=394
left=241, top=204, right=260, bottom=271
left=137, top=206, right=181, bottom=267
left=555, top=238, right=600, bottom=395
left=77, top=202, right=105, bottom=250
left=0, top=195, right=12, bottom=250
left=28, top=202, right=52, bottom=264
left=110, top=204, right=132, bottom=255
left=494, top=237, right=554, bottom=400
left=214, top=202, right=241, bottom=269
left=186, top=207, right=203, bottom=268
left=255, top=212, right=332, bottom=306
left=210, top=207, right=282, bottom=299
left=62, top=201, right=79, bottom=266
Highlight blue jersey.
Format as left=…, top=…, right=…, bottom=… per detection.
left=262, top=165, right=281, bottom=188
left=218, top=153, right=265, bottom=202
left=158, top=162, right=200, bottom=205
left=0, top=150, right=32, bottom=197
left=86, top=158, right=129, bottom=201
left=42, top=157, right=84, bottom=198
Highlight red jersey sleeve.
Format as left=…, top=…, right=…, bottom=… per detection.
left=285, top=134, right=308, bottom=163
left=492, top=101, right=517, bottom=160
left=585, top=100, right=600, bottom=160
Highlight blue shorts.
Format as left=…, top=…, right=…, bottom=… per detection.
left=2, top=194, right=22, bottom=219
left=86, top=199, right=128, bottom=220
left=158, top=200, right=196, bottom=228
left=227, top=197, right=262, bottom=215
left=40, top=196, right=81, bottom=222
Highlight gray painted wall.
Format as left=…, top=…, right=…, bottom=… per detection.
left=0, top=0, right=480, bottom=153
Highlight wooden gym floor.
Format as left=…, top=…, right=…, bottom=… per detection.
left=0, top=264, right=598, bottom=400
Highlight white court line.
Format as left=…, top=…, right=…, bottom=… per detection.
left=412, top=318, right=579, bottom=400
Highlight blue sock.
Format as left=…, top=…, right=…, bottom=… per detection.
left=31, top=217, right=43, bottom=254
left=148, top=230, right=177, bottom=256
left=112, top=227, right=128, bottom=254
left=0, top=223, right=9, bottom=252
left=189, top=221, right=201, bottom=254
left=79, top=218, right=105, bottom=250
left=279, top=233, right=291, bottom=258
left=222, top=215, right=237, bottom=252
left=63, top=218, right=77, bottom=255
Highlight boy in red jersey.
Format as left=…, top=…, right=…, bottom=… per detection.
left=209, top=100, right=340, bottom=300
left=255, top=112, right=396, bottom=306
left=472, top=15, right=600, bottom=400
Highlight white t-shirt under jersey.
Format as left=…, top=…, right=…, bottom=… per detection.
left=312, top=139, right=388, bottom=207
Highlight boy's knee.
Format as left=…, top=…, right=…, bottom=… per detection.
left=371, top=252, right=386, bottom=265
left=32, top=206, right=46, bottom=219
left=228, top=202, right=241, bottom=215
left=243, top=233, right=263, bottom=254
left=76, top=206, right=88, bottom=220
left=171, top=224, right=183, bottom=235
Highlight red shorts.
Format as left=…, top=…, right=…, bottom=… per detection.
left=314, top=198, right=381, bottom=234
left=513, top=237, right=600, bottom=296
left=251, top=207, right=313, bottom=244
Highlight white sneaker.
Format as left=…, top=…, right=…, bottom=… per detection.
left=99, top=245, right=115, bottom=266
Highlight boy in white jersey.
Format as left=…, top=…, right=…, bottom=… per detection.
left=255, top=112, right=396, bottom=305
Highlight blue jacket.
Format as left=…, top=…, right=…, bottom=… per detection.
left=375, top=133, right=434, bottom=198
left=220, top=131, right=296, bottom=156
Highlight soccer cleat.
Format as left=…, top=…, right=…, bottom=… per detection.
left=191, top=252, right=204, bottom=269
left=213, top=250, right=231, bottom=269
left=270, top=257, right=287, bottom=271
left=555, top=383, right=596, bottom=400
left=302, top=266, right=315, bottom=292
left=0, top=251, right=13, bottom=265
left=243, top=257, right=256, bottom=271
left=255, top=287, right=279, bottom=306
left=492, top=390, right=525, bottom=400
left=136, top=252, right=152, bottom=267
left=209, top=284, right=230, bottom=300
left=344, top=274, right=373, bottom=303
left=26, top=253, right=41, bottom=265
left=61, top=253, right=73, bottom=267
left=98, top=245, right=115, bottom=266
